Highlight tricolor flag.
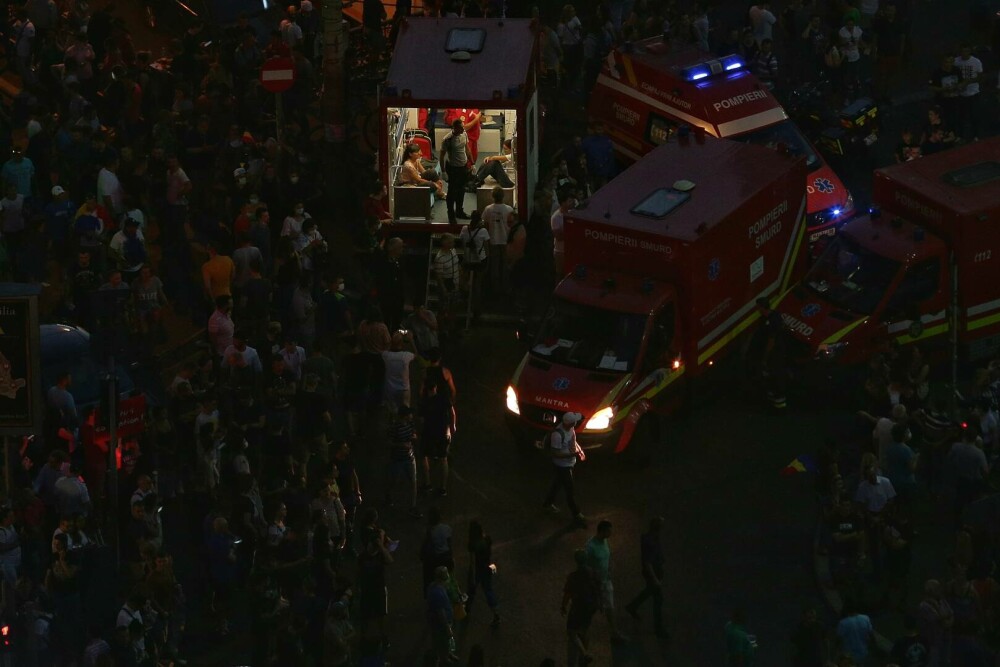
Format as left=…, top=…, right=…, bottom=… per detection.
left=781, top=455, right=817, bottom=476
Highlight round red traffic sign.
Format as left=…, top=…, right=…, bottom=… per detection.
left=260, top=57, right=297, bottom=93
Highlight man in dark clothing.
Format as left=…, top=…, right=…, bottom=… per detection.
left=562, top=549, right=600, bottom=667
left=624, top=516, right=667, bottom=638
left=751, top=297, right=789, bottom=409
left=439, top=119, right=472, bottom=224
left=375, top=238, right=406, bottom=331
left=791, top=607, right=828, bottom=667
left=890, top=614, right=929, bottom=667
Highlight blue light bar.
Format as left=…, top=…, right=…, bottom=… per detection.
left=721, top=54, right=744, bottom=71
left=683, top=55, right=743, bottom=82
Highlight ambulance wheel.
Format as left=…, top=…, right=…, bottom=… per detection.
left=622, top=414, right=659, bottom=466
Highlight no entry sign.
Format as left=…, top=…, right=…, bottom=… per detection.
left=260, top=57, right=296, bottom=93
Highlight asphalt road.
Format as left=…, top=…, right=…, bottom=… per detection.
left=357, top=328, right=848, bottom=666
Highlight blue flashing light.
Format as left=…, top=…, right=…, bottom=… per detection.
left=721, top=54, right=744, bottom=71
left=832, top=208, right=842, bottom=216
left=683, top=55, right=743, bottom=82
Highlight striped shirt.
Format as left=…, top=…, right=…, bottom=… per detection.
left=433, top=248, right=461, bottom=282
left=388, top=418, right=416, bottom=460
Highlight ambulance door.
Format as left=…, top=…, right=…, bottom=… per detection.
left=880, top=256, right=948, bottom=347
left=637, top=303, right=681, bottom=412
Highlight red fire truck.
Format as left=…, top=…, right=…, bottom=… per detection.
left=589, top=41, right=853, bottom=242
left=775, top=138, right=1000, bottom=367
left=505, top=137, right=807, bottom=453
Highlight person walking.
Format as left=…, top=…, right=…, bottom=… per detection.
left=562, top=549, right=600, bottom=667
left=427, top=565, right=459, bottom=663
left=725, top=609, right=758, bottom=666
left=586, top=520, right=627, bottom=645
left=624, top=517, right=668, bottom=638
left=542, top=412, right=587, bottom=527
left=466, top=519, right=500, bottom=628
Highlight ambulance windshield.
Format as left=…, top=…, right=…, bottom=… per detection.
left=804, top=235, right=900, bottom=314
left=737, top=121, right=820, bottom=171
left=532, top=301, right=648, bottom=372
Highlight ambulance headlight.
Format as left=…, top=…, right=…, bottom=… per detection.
left=505, top=385, right=520, bottom=415
left=584, top=407, right=614, bottom=431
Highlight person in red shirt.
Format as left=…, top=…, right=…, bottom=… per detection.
left=444, top=108, right=483, bottom=163
left=363, top=181, right=392, bottom=224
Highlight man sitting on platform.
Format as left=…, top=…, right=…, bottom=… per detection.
left=473, top=138, right=515, bottom=189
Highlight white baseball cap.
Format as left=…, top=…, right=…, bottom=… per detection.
left=51, top=185, right=66, bottom=196
left=562, top=412, right=582, bottom=425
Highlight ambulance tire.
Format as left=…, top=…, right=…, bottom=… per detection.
left=622, top=413, right=659, bottom=466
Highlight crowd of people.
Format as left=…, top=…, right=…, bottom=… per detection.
left=779, top=348, right=1000, bottom=667
left=0, top=0, right=648, bottom=664
left=0, top=0, right=997, bottom=665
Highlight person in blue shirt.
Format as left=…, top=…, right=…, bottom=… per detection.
left=0, top=147, right=35, bottom=198
left=426, top=565, right=456, bottom=662
left=44, top=185, right=76, bottom=254
left=835, top=602, right=875, bottom=664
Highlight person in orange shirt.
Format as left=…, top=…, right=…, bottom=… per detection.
left=202, top=242, right=235, bottom=302
left=444, top=108, right=483, bottom=163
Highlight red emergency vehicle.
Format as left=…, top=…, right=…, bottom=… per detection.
left=589, top=41, right=853, bottom=242
left=505, top=137, right=808, bottom=452
left=775, top=138, right=1000, bottom=367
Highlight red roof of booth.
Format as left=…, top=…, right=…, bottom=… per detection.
left=384, top=18, right=537, bottom=105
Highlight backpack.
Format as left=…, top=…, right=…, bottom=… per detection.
left=506, top=222, right=523, bottom=246
left=542, top=425, right=568, bottom=455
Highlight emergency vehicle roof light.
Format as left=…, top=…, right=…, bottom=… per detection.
left=681, top=56, right=739, bottom=82
left=869, top=206, right=881, bottom=220
left=720, top=54, right=744, bottom=71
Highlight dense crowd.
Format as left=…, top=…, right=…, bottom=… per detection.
left=0, top=0, right=997, bottom=665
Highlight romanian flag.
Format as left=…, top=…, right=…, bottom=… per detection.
left=781, top=455, right=818, bottom=476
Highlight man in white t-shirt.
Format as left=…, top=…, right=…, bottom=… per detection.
left=838, top=17, right=864, bottom=89
left=551, top=189, right=576, bottom=276
left=458, top=213, right=491, bottom=320
left=854, top=463, right=896, bottom=516
left=748, top=3, right=776, bottom=45
left=954, top=44, right=983, bottom=141
left=381, top=331, right=416, bottom=411
left=871, top=404, right=908, bottom=467
left=482, top=186, right=514, bottom=296
left=542, top=412, right=587, bottom=526
left=97, top=156, right=125, bottom=218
